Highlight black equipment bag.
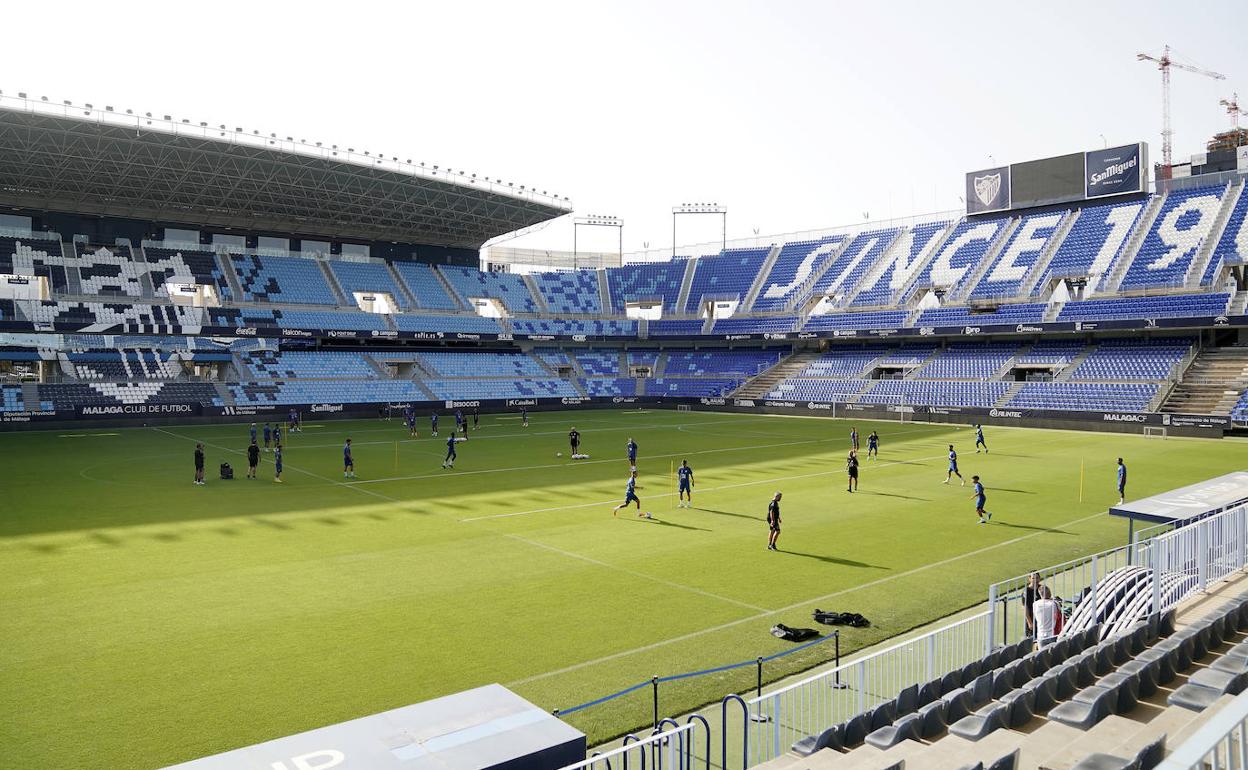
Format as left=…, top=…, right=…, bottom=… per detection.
left=813, top=609, right=870, bottom=627
left=219, top=462, right=233, bottom=480
left=770, top=623, right=819, bottom=642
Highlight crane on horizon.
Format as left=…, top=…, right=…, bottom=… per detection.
left=1221, top=93, right=1248, bottom=133
left=1137, top=45, right=1226, bottom=175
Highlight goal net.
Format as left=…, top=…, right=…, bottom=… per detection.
left=1144, top=426, right=1167, bottom=439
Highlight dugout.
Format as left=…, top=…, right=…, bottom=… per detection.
left=1110, top=471, right=1248, bottom=544
left=160, top=684, right=585, bottom=770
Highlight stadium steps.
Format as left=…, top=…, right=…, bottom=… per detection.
left=950, top=216, right=1021, bottom=302
left=213, top=382, right=235, bottom=407
left=1053, top=345, right=1096, bottom=382
left=993, top=382, right=1023, bottom=408
left=1162, top=346, right=1248, bottom=414
left=733, top=351, right=821, bottom=398
left=1020, top=208, right=1082, bottom=298
left=410, top=379, right=437, bottom=401
left=317, top=260, right=350, bottom=306
left=1185, top=179, right=1242, bottom=289
left=1233, top=291, right=1248, bottom=315
left=653, top=353, right=670, bottom=378
left=1043, top=301, right=1065, bottom=323
left=363, top=355, right=390, bottom=379
left=59, top=240, right=84, bottom=295
left=216, top=252, right=245, bottom=299
left=836, top=234, right=900, bottom=309
left=1095, top=193, right=1165, bottom=295
left=521, top=275, right=551, bottom=315
left=21, top=381, right=40, bottom=409
left=385, top=262, right=420, bottom=307
left=596, top=269, right=613, bottom=315
left=637, top=317, right=649, bottom=339
left=740, top=244, right=784, bottom=312
left=903, top=346, right=945, bottom=380
left=675, top=257, right=699, bottom=313
left=888, top=220, right=960, bottom=307
left=993, top=344, right=1029, bottom=380
left=131, top=244, right=157, bottom=299
left=701, top=314, right=716, bottom=334
left=431, top=266, right=471, bottom=311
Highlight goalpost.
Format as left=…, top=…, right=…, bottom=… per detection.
left=802, top=392, right=909, bottom=423
left=1144, top=426, right=1167, bottom=439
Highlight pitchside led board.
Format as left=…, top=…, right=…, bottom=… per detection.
left=965, top=142, right=1148, bottom=215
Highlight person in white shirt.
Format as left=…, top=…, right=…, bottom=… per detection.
left=1033, top=585, right=1061, bottom=646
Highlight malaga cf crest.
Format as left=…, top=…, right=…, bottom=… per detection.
left=974, top=173, right=1002, bottom=207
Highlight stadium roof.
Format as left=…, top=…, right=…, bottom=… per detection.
left=0, top=94, right=571, bottom=249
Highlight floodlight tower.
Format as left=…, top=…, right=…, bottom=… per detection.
left=671, top=203, right=727, bottom=258
left=1136, top=45, right=1226, bottom=175
left=572, top=215, right=623, bottom=269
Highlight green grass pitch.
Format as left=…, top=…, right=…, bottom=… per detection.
left=2, top=410, right=1245, bottom=769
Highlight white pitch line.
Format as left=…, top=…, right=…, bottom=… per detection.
left=506, top=509, right=1106, bottom=687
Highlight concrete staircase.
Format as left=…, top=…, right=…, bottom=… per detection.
left=675, top=257, right=699, bottom=315
left=131, top=243, right=157, bottom=299
left=993, top=382, right=1023, bottom=408
left=522, top=274, right=550, bottom=315
left=432, top=266, right=470, bottom=311
left=1054, top=345, right=1096, bottom=381
left=385, top=261, right=419, bottom=307
left=21, top=381, right=41, bottom=409
left=596, top=269, right=613, bottom=314
left=213, top=382, right=235, bottom=407
left=217, top=252, right=245, bottom=299
left=887, top=220, right=960, bottom=307
left=1161, top=346, right=1248, bottom=415
left=740, top=244, right=782, bottom=312
left=902, top=346, right=945, bottom=379
left=838, top=232, right=901, bottom=308
left=1043, top=301, right=1065, bottom=323
left=732, top=350, right=821, bottom=399
left=701, top=314, right=716, bottom=334
left=1018, top=208, right=1081, bottom=298
left=60, top=241, right=84, bottom=295
left=1233, top=291, right=1248, bottom=315
left=1096, top=194, right=1164, bottom=295
left=1185, top=180, right=1243, bottom=288
left=317, top=260, right=350, bottom=306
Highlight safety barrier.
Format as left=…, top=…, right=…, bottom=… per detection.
left=1157, top=691, right=1248, bottom=769
left=721, top=611, right=991, bottom=769
left=559, top=716, right=712, bottom=770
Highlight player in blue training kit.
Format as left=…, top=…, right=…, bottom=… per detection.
left=943, top=444, right=964, bottom=485
left=866, top=431, right=879, bottom=460
left=626, top=438, right=638, bottom=470
left=521, top=406, right=529, bottom=427
left=273, top=424, right=282, bottom=448
left=677, top=460, right=694, bottom=507
left=343, top=438, right=356, bottom=478
left=273, top=444, right=283, bottom=483
left=1117, top=458, right=1127, bottom=504
left=442, top=433, right=457, bottom=469
left=263, top=423, right=272, bottom=452
left=974, top=424, right=988, bottom=453
left=613, top=471, right=647, bottom=517
left=972, top=475, right=990, bottom=523
left=249, top=422, right=257, bottom=445
left=431, top=411, right=439, bottom=437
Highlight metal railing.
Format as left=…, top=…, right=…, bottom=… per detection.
left=1158, top=691, right=1248, bottom=770
left=722, top=611, right=991, bottom=769
left=560, top=717, right=712, bottom=770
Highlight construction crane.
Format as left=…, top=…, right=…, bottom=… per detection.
left=1137, top=45, right=1226, bottom=174
left=1221, top=93, right=1248, bottom=131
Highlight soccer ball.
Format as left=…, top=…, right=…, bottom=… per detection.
left=556, top=452, right=563, bottom=458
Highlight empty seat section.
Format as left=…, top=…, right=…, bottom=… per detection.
left=76, top=244, right=145, bottom=297
left=684, top=247, right=772, bottom=313
left=902, top=217, right=1007, bottom=302
left=803, top=310, right=907, bottom=330
left=391, top=262, right=461, bottom=310
left=144, top=247, right=233, bottom=300
left=1120, top=185, right=1226, bottom=290
left=530, top=270, right=603, bottom=314
left=419, top=352, right=547, bottom=378
left=230, top=254, right=338, bottom=304
left=329, top=261, right=413, bottom=308
left=243, top=351, right=379, bottom=379
left=392, top=314, right=501, bottom=335
left=1009, top=382, right=1158, bottom=412
left=916, top=304, right=1046, bottom=326
left=438, top=266, right=539, bottom=313
left=1070, top=338, right=1192, bottom=381
left=1034, top=199, right=1144, bottom=292
left=711, top=316, right=796, bottom=334
left=851, top=221, right=951, bottom=307
left=918, top=343, right=1017, bottom=379
left=968, top=211, right=1067, bottom=299
left=231, top=380, right=426, bottom=406
left=648, top=319, right=705, bottom=336
left=752, top=236, right=846, bottom=311
left=863, top=380, right=1010, bottom=407
left=606, top=260, right=688, bottom=313
left=1057, top=293, right=1230, bottom=321
left=510, top=319, right=636, bottom=337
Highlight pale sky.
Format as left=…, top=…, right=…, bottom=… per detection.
left=4, top=1, right=1246, bottom=256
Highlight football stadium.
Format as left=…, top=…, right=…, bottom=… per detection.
left=5, top=6, right=1248, bottom=770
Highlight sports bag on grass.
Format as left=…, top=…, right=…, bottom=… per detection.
left=812, top=609, right=870, bottom=628
left=771, top=623, right=819, bottom=642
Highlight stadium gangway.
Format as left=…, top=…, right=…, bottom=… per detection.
left=721, top=610, right=992, bottom=770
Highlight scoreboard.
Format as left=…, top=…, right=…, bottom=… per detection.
left=966, top=143, right=1148, bottom=216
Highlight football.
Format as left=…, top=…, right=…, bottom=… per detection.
left=556, top=452, right=562, bottom=457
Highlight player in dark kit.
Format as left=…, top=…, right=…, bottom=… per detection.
left=247, top=440, right=260, bottom=479
left=343, top=438, right=356, bottom=479
left=846, top=450, right=859, bottom=492
left=472, top=407, right=479, bottom=429
left=193, top=443, right=205, bottom=486
left=866, top=430, right=879, bottom=460
left=626, top=438, right=638, bottom=470
left=677, top=460, right=694, bottom=507
left=431, top=411, right=439, bottom=437
left=943, top=445, right=964, bottom=485
left=974, top=424, right=988, bottom=453
left=521, top=405, right=529, bottom=427
left=1117, top=458, right=1127, bottom=504
left=850, top=427, right=859, bottom=452
left=569, top=427, right=581, bottom=456
left=461, top=415, right=469, bottom=439
left=263, top=423, right=272, bottom=452
left=273, top=444, right=283, bottom=483
left=767, top=492, right=782, bottom=551
left=972, top=475, right=990, bottom=524
left=442, top=433, right=457, bottom=469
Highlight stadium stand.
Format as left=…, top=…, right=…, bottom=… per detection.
left=1009, top=382, right=1158, bottom=411
left=511, top=318, right=637, bottom=337
left=967, top=211, right=1066, bottom=299
left=820, top=228, right=903, bottom=301
left=606, top=259, right=689, bottom=313
left=1034, top=199, right=1144, bottom=290
left=803, top=310, right=909, bottom=331
left=752, top=236, right=846, bottom=311
left=917, top=343, right=1016, bottom=379
left=684, top=247, right=772, bottom=312
left=419, top=351, right=547, bottom=378
left=144, top=247, right=234, bottom=300
left=915, top=303, right=1047, bottom=326
left=529, top=270, right=604, bottom=314
left=75, top=244, right=145, bottom=297
left=392, top=314, right=502, bottom=334
left=438, top=265, right=539, bottom=313
left=1057, top=293, right=1231, bottom=321
left=648, top=319, right=706, bottom=336
left=328, top=261, right=413, bottom=308
left=230, top=254, right=339, bottom=305
left=244, top=351, right=379, bottom=380
left=902, top=217, right=1007, bottom=301
left=391, top=261, right=461, bottom=310
left=1069, top=338, right=1192, bottom=381
left=1119, top=185, right=1226, bottom=290
left=851, top=221, right=951, bottom=306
